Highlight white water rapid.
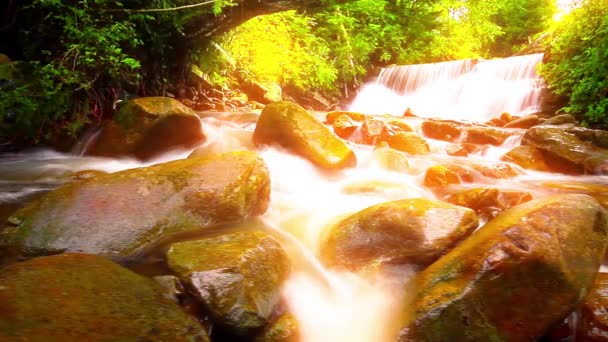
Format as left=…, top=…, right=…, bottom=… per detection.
left=1, top=53, right=606, bottom=341
left=350, top=53, right=545, bottom=122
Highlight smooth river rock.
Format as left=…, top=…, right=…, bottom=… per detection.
left=0, top=253, right=209, bottom=341
left=86, top=97, right=205, bottom=160
left=166, top=231, right=290, bottom=336
left=0, top=151, right=270, bottom=261
left=576, top=272, right=608, bottom=341
left=320, top=198, right=479, bottom=272
left=253, top=101, right=356, bottom=169
left=399, top=194, right=608, bottom=342
left=523, top=126, right=608, bottom=174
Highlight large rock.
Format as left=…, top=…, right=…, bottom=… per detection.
left=253, top=101, right=356, bottom=169
left=523, top=126, right=608, bottom=174
left=576, top=273, right=608, bottom=341
left=320, top=199, right=479, bottom=272
left=166, top=231, right=290, bottom=336
left=86, top=97, right=205, bottom=160
left=0, top=253, right=209, bottom=341
left=0, top=151, right=270, bottom=261
left=399, top=194, right=608, bottom=341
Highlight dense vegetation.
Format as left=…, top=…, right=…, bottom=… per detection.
left=0, top=0, right=563, bottom=145
left=540, top=0, right=608, bottom=127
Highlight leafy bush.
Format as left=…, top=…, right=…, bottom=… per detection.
left=541, top=0, right=608, bottom=127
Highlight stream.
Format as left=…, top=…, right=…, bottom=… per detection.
left=1, top=53, right=607, bottom=341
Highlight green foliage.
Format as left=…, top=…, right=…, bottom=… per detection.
left=0, top=0, right=237, bottom=144
left=541, top=0, right=608, bottom=127
left=490, top=0, right=556, bottom=56
left=221, top=11, right=337, bottom=94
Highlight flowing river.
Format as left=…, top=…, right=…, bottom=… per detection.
left=1, top=53, right=607, bottom=341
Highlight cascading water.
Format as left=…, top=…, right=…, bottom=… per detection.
left=0, top=53, right=606, bottom=341
left=350, top=53, right=545, bottom=122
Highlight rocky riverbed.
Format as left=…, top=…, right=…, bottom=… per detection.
left=1, top=97, right=608, bottom=341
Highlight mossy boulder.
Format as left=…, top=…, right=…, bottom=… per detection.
left=523, top=126, right=608, bottom=174
left=0, top=151, right=270, bottom=261
left=86, top=97, right=205, bottom=160
left=0, top=253, right=209, bottom=341
left=399, top=194, right=608, bottom=341
left=576, top=273, right=608, bottom=341
left=320, top=199, right=479, bottom=272
left=167, top=231, right=290, bottom=336
left=253, top=101, right=356, bottom=169
left=387, top=132, right=430, bottom=155
left=443, top=187, right=533, bottom=221
left=255, top=313, right=300, bottom=342
left=501, top=145, right=551, bottom=172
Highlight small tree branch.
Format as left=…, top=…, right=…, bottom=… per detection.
left=104, top=0, right=217, bottom=13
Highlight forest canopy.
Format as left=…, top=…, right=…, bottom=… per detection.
left=4, top=0, right=603, bottom=146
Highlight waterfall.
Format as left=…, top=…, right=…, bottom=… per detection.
left=350, top=53, right=545, bottom=122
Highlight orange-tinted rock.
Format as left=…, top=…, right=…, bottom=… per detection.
left=326, top=111, right=365, bottom=124
left=386, top=119, right=414, bottom=134
left=576, top=273, right=608, bottom=341
left=501, top=145, right=551, bottom=172
left=462, top=126, right=513, bottom=146
left=399, top=194, right=608, bottom=342
left=254, top=101, right=356, bottom=169
left=361, top=117, right=390, bottom=145
left=444, top=187, right=533, bottom=221
left=421, top=120, right=463, bottom=142
left=333, top=114, right=360, bottom=139
left=499, top=112, right=513, bottom=123
left=424, top=164, right=474, bottom=187
left=320, top=199, right=478, bottom=272
left=387, top=132, right=430, bottom=155
left=471, top=162, right=521, bottom=179
left=446, top=143, right=481, bottom=157
left=504, top=114, right=541, bottom=129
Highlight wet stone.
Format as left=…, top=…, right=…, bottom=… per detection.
left=320, top=198, right=479, bottom=272
left=0, top=253, right=209, bottom=341
left=166, top=231, right=291, bottom=336
left=399, top=194, right=608, bottom=342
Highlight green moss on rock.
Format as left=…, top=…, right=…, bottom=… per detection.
left=320, top=198, right=479, bottom=272
left=86, top=97, right=205, bottom=160
left=0, top=253, right=209, bottom=341
left=399, top=194, right=608, bottom=341
left=253, top=101, right=356, bottom=170
left=167, top=231, right=290, bottom=336
left=0, top=151, right=270, bottom=261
